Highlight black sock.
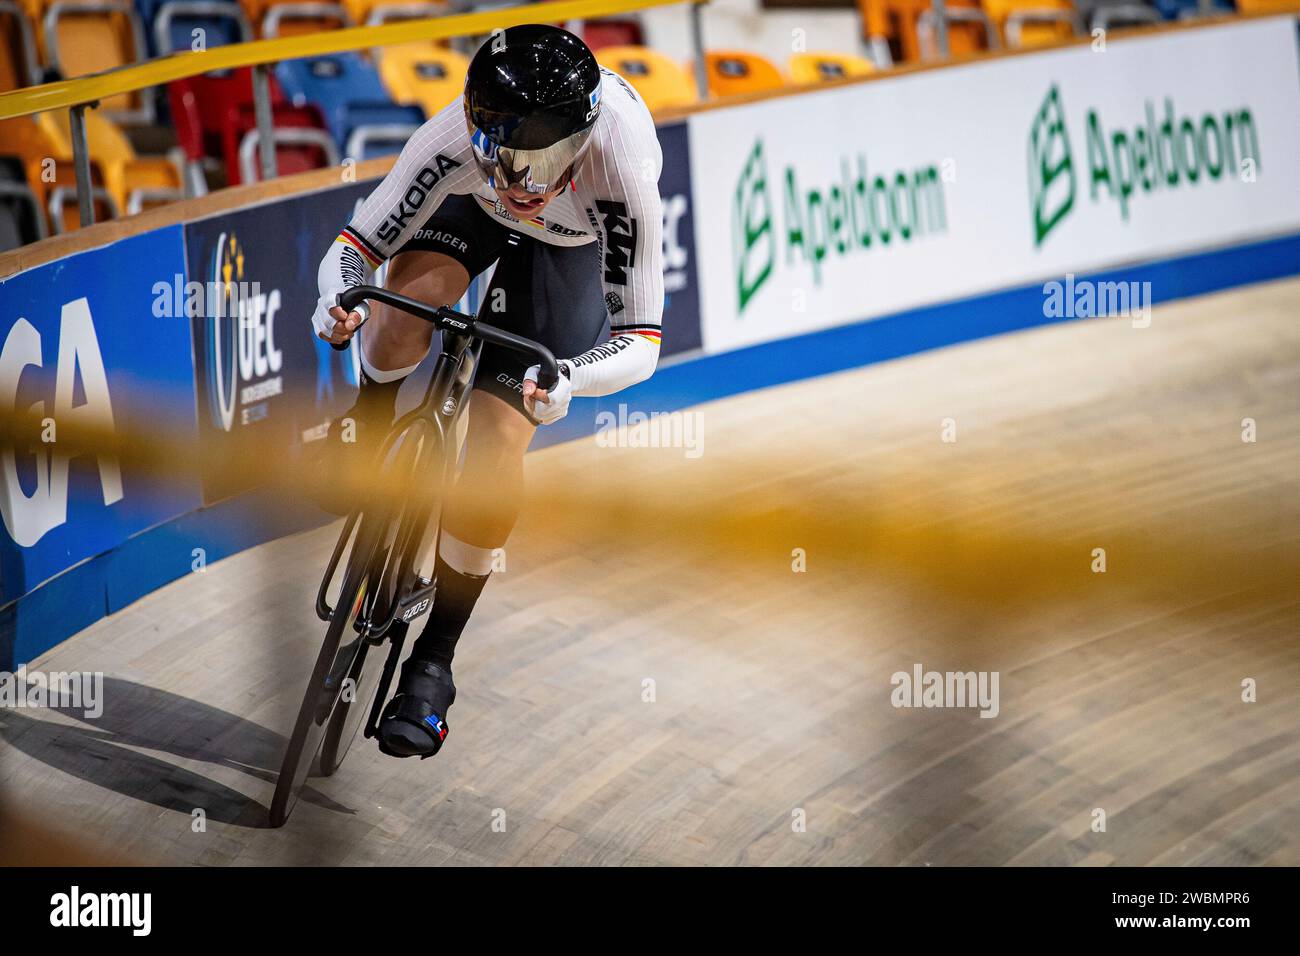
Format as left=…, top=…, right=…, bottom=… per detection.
left=410, top=553, right=491, bottom=672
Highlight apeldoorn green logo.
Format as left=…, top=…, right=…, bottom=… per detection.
left=732, top=138, right=948, bottom=313
left=1029, top=84, right=1261, bottom=246
left=1028, top=85, right=1076, bottom=248
left=733, top=139, right=776, bottom=314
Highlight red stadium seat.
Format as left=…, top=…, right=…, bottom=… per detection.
left=580, top=16, right=644, bottom=52
left=223, top=99, right=337, bottom=183
left=169, top=67, right=273, bottom=161
left=168, top=67, right=336, bottom=186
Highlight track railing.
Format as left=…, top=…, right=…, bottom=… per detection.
left=0, top=0, right=700, bottom=226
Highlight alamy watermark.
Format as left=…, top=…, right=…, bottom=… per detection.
left=1043, top=274, right=1151, bottom=328
left=0, top=666, right=103, bottom=719
left=50, top=886, right=150, bottom=935
left=151, top=273, right=265, bottom=319
left=595, top=404, right=704, bottom=458
left=891, top=663, right=1000, bottom=718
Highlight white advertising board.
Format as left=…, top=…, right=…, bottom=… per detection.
left=688, top=17, right=1300, bottom=353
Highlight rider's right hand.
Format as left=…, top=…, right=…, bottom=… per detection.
left=313, top=296, right=365, bottom=345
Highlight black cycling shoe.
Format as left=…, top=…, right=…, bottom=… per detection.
left=377, top=659, right=456, bottom=759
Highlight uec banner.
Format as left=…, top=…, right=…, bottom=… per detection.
left=183, top=183, right=371, bottom=504
left=0, top=226, right=201, bottom=605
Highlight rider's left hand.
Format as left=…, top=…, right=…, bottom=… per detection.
left=522, top=362, right=573, bottom=425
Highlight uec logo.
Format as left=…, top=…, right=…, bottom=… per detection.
left=205, top=231, right=283, bottom=432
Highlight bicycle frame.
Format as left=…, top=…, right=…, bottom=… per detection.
left=270, top=286, right=558, bottom=822
left=313, top=330, right=481, bottom=638
left=314, top=286, right=559, bottom=724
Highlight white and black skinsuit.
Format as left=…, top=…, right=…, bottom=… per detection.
left=313, top=67, right=665, bottom=409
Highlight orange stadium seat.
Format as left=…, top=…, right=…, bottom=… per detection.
left=378, top=43, right=468, bottom=118
left=22, top=0, right=152, bottom=121
left=40, top=109, right=183, bottom=214
left=596, top=44, right=698, bottom=112
left=982, top=0, right=1081, bottom=48
left=699, top=49, right=785, bottom=99
left=238, top=0, right=350, bottom=37
left=1234, top=0, right=1298, bottom=10
left=0, top=115, right=118, bottom=232
left=788, top=50, right=876, bottom=84
left=0, top=1, right=40, bottom=92
left=341, top=0, right=447, bottom=26
left=858, top=0, right=997, bottom=64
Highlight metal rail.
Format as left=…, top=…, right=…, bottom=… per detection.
left=0, top=0, right=702, bottom=221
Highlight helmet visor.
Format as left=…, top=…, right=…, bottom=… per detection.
left=469, top=125, right=595, bottom=194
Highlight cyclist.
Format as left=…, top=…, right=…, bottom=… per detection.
left=311, top=25, right=664, bottom=759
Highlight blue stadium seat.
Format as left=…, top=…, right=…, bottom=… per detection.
left=274, top=52, right=425, bottom=160
left=133, top=0, right=252, bottom=57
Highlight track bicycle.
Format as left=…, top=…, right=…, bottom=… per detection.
left=268, top=284, right=558, bottom=827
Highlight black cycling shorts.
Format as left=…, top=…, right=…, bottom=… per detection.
left=392, top=194, right=608, bottom=422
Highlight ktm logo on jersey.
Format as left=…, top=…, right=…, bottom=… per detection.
left=376, top=155, right=462, bottom=245
left=594, top=199, right=637, bottom=285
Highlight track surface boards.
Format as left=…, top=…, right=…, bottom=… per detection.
left=2, top=278, right=1297, bottom=865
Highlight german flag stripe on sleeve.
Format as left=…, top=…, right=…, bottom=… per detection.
left=612, top=324, right=662, bottom=342
left=338, top=227, right=385, bottom=267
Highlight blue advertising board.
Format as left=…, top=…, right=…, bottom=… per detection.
left=183, top=183, right=371, bottom=503
left=656, top=121, right=702, bottom=357
left=0, top=225, right=201, bottom=608
left=0, top=121, right=705, bottom=659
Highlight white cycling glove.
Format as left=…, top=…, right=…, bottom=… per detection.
left=313, top=293, right=370, bottom=343
left=523, top=362, right=573, bottom=425
left=312, top=293, right=340, bottom=340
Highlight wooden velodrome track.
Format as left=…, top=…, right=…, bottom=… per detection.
left=2, top=276, right=1298, bottom=866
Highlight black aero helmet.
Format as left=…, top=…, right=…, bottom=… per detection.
left=464, top=24, right=602, bottom=194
